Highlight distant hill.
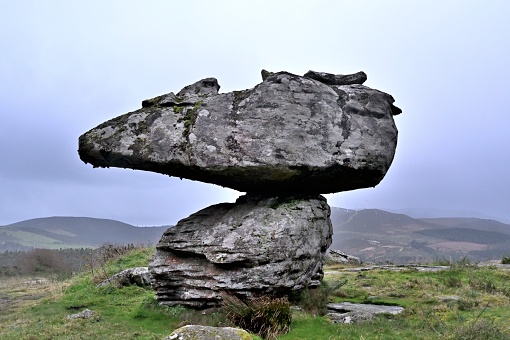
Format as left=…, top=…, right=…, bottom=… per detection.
left=0, top=217, right=168, bottom=252
left=330, top=208, right=510, bottom=263
left=3, top=210, right=510, bottom=264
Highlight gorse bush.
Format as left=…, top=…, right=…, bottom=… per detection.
left=501, top=256, right=510, bottom=264
left=222, top=293, right=291, bottom=339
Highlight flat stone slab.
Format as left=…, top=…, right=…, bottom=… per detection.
left=326, top=265, right=450, bottom=273
left=66, top=309, right=98, bottom=320
left=97, top=267, right=151, bottom=287
left=327, top=302, right=404, bottom=324
left=165, top=325, right=253, bottom=340
left=79, top=70, right=400, bottom=194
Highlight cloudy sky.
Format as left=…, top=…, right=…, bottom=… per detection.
left=1, top=1, right=509, bottom=226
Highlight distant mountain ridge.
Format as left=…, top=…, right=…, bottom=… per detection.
left=0, top=217, right=167, bottom=252
left=2, top=211, right=510, bottom=263
left=330, top=208, right=510, bottom=263
left=386, top=207, right=510, bottom=224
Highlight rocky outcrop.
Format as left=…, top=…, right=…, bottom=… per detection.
left=165, top=325, right=253, bottom=340
left=79, top=69, right=401, bottom=309
left=97, top=267, right=151, bottom=288
left=325, top=249, right=362, bottom=265
left=149, top=194, right=332, bottom=308
left=79, top=70, right=400, bottom=194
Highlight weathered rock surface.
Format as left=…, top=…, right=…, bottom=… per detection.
left=325, top=249, right=362, bottom=265
left=327, top=302, right=404, bottom=324
left=79, top=70, right=400, bottom=194
left=97, top=267, right=151, bottom=287
left=149, top=194, right=332, bottom=308
left=165, top=325, right=253, bottom=340
left=303, top=70, right=368, bottom=86
left=66, top=309, right=98, bottom=320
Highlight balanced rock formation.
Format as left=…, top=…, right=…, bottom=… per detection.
left=78, top=69, right=401, bottom=308
left=150, top=194, right=332, bottom=308
left=79, top=70, right=400, bottom=194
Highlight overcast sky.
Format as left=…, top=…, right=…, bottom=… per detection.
left=1, top=1, right=509, bottom=226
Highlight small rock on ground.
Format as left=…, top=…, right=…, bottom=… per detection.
left=164, top=325, right=252, bottom=340
left=327, top=302, right=404, bottom=324
left=66, top=309, right=98, bottom=320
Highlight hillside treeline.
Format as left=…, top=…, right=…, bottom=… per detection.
left=0, top=248, right=92, bottom=277
left=0, top=244, right=145, bottom=278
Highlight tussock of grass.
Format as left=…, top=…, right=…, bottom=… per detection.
left=222, top=293, right=291, bottom=339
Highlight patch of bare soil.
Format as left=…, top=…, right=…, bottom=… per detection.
left=0, top=277, right=63, bottom=321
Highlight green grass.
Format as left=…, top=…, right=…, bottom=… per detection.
left=2, top=229, right=95, bottom=249
left=1, top=249, right=510, bottom=339
left=0, top=246, right=183, bottom=339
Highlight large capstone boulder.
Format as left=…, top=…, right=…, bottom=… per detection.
left=149, top=194, right=332, bottom=308
left=79, top=70, right=400, bottom=194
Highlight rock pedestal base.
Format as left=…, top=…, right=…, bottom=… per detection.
left=149, top=194, right=332, bottom=308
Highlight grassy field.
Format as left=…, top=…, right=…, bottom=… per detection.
left=1, top=247, right=509, bottom=339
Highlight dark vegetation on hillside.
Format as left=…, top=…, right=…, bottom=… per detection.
left=0, top=244, right=143, bottom=279
left=0, top=248, right=87, bottom=277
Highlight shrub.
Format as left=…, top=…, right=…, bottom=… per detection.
left=222, top=293, right=291, bottom=339
left=457, top=298, right=479, bottom=311
left=501, top=256, right=510, bottom=264
left=452, top=319, right=507, bottom=340
left=296, top=280, right=347, bottom=316
left=433, top=257, right=452, bottom=266
left=15, top=248, right=73, bottom=279
left=468, top=275, right=498, bottom=294
left=438, top=269, right=463, bottom=288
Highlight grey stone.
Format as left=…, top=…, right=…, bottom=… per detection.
left=149, top=194, right=332, bottom=308
left=164, top=325, right=253, bottom=340
left=78, top=70, right=400, bottom=195
left=97, top=267, right=151, bottom=287
left=439, top=295, right=460, bottom=302
left=303, top=70, right=368, bottom=86
left=260, top=69, right=274, bottom=80
left=332, top=264, right=451, bottom=272
left=325, top=249, right=362, bottom=265
left=327, top=302, right=404, bottom=324
left=21, top=277, right=48, bottom=285
left=66, top=309, right=98, bottom=320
